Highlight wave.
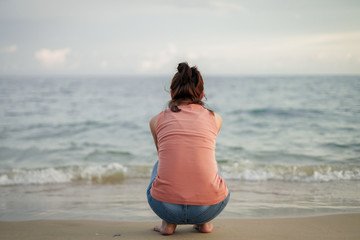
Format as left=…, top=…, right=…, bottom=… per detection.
left=229, top=108, right=324, bottom=118
left=1, top=161, right=360, bottom=186
left=0, top=163, right=128, bottom=186
left=321, top=142, right=360, bottom=150
left=221, top=161, right=360, bottom=182
left=2, top=120, right=140, bottom=140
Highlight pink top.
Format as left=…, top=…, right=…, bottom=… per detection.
left=150, top=104, right=229, bottom=205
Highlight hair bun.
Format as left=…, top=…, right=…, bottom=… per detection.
left=177, top=62, right=190, bottom=73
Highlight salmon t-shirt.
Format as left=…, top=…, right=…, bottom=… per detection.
left=150, top=104, right=229, bottom=205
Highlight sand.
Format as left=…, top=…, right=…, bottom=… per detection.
left=1, top=214, right=359, bottom=240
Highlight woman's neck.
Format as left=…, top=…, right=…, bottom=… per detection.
left=175, top=99, right=193, bottom=106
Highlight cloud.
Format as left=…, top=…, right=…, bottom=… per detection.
left=34, top=48, right=71, bottom=68
left=161, top=0, right=245, bottom=16
left=100, top=60, right=109, bottom=70
left=1, top=44, right=18, bottom=54
left=209, top=0, right=245, bottom=15
left=140, top=44, right=178, bottom=72
left=2, top=64, right=18, bottom=71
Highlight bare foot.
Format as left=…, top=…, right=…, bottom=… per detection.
left=154, top=220, right=177, bottom=235
left=193, top=222, right=214, bottom=233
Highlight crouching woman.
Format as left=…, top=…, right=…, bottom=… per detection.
left=147, top=62, right=230, bottom=235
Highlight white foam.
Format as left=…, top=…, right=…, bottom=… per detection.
left=0, top=168, right=73, bottom=185
left=221, top=161, right=360, bottom=182
left=0, top=163, right=128, bottom=186
left=78, top=163, right=127, bottom=183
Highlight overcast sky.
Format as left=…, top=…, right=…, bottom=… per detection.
left=1, top=0, right=360, bottom=75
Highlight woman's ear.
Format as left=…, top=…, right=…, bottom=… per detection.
left=170, top=89, right=174, bottom=98
left=200, top=92, right=204, bottom=100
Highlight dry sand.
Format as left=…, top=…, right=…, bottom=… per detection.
left=1, top=214, right=359, bottom=240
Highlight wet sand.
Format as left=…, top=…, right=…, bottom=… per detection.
left=1, top=214, right=359, bottom=240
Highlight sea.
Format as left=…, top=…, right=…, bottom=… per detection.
left=0, top=75, right=359, bottom=221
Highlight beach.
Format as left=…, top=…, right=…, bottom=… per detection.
left=1, top=76, right=359, bottom=238
left=1, top=214, right=359, bottom=240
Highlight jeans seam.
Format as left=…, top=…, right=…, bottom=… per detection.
left=188, top=193, right=230, bottom=224
left=160, top=201, right=184, bottom=224
left=148, top=194, right=184, bottom=224
left=188, top=204, right=218, bottom=224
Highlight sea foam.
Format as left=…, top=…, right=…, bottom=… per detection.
left=221, top=162, right=360, bottom=182
left=0, top=163, right=127, bottom=186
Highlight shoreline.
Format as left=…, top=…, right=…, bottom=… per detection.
left=1, top=214, right=359, bottom=240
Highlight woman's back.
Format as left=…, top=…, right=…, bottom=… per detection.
left=150, top=104, right=228, bottom=205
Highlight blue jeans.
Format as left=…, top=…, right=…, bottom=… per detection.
left=147, top=161, right=230, bottom=225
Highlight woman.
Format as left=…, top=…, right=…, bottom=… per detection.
left=147, top=62, right=230, bottom=235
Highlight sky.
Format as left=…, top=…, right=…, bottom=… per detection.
left=0, top=0, right=360, bottom=75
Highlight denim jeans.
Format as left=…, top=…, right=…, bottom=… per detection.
left=147, top=161, right=230, bottom=225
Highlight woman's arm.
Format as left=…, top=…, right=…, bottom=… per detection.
left=149, top=114, right=159, bottom=151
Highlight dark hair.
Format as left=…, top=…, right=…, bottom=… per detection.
left=168, top=62, right=209, bottom=112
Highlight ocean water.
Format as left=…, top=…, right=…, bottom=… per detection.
left=0, top=75, right=359, bottom=221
